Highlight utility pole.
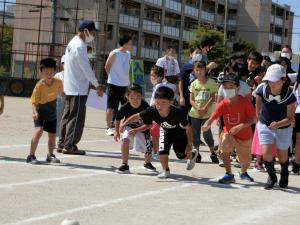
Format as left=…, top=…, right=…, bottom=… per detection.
left=224, top=0, right=228, bottom=48
left=50, top=0, right=57, bottom=57
left=74, top=0, right=79, bottom=33
left=0, top=0, right=6, bottom=67
left=36, top=0, right=43, bottom=77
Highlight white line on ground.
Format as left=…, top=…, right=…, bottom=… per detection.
left=4, top=183, right=193, bottom=225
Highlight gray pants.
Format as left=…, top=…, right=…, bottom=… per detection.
left=191, top=117, right=214, bottom=149
left=56, top=95, right=65, bottom=136
left=58, top=95, right=88, bottom=151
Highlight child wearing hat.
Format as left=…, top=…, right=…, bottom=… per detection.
left=202, top=74, right=256, bottom=184
left=256, top=64, right=296, bottom=189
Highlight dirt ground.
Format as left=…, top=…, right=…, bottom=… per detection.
left=0, top=96, right=300, bottom=225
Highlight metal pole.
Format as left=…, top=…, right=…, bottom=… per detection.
left=0, top=0, right=6, bottom=67
left=224, top=0, right=228, bottom=47
left=36, top=0, right=43, bottom=78
left=50, top=0, right=57, bottom=57
left=74, top=0, right=79, bottom=33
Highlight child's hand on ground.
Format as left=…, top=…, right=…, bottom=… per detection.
left=114, top=131, right=120, bottom=142
left=229, top=124, right=244, bottom=135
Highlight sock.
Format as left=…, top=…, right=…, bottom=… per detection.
left=280, top=161, right=289, bottom=175
left=264, top=160, right=276, bottom=180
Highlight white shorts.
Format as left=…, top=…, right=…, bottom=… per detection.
left=257, top=121, right=293, bottom=150
left=122, top=127, right=151, bottom=153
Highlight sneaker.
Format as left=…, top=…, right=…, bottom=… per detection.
left=210, top=152, right=219, bottom=164
left=239, top=172, right=254, bottom=182
left=157, top=169, right=170, bottom=179
left=218, top=173, right=235, bottom=184
left=116, top=163, right=130, bottom=174
left=144, top=162, right=157, bottom=172
left=292, top=160, right=300, bottom=174
left=186, top=149, right=198, bottom=170
left=106, top=128, right=115, bottom=136
left=219, top=160, right=224, bottom=167
left=26, top=155, right=40, bottom=164
left=279, top=173, right=289, bottom=188
left=254, top=161, right=265, bottom=171
left=264, top=176, right=278, bottom=190
left=152, top=152, right=159, bottom=160
left=46, top=154, right=60, bottom=163
left=196, top=153, right=202, bottom=163
left=62, top=149, right=86, bottom=155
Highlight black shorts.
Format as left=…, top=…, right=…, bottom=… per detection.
left=159, top=129, right=188, bottom=159
left=295, top=113, right=300, bottom=133
left=107, top=84, right=127, bottom=110
left=34, top=119, right=56, bottom=133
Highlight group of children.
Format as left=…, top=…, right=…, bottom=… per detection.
left=21, top=39, right=300, bottom=190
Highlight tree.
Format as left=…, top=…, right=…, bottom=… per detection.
left=0, top=25, right=13, bottom=73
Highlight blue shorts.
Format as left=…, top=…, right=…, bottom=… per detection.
left=257, top=121, right=292, bottom=150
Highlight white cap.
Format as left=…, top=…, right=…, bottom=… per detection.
left=263, top=64, right=286, bottom=82
left=61, top=55, right=65, bottom=64
left=192, top=54, right=203, bottom=63
left=61, top=219, right=80, bottom=225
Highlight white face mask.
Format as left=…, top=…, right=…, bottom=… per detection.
left=280, top=52, right=291, bottom=60
left=151, top=78, right=159, bottom=85
left=84, top=30, right=95, bottom=43
left=223, top=89, right=236, bottom=98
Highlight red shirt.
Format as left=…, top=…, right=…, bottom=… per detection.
left=211, top=96, right=256, bottom=140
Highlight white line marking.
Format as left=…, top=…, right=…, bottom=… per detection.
left=4, top=183, right=192, bottom=225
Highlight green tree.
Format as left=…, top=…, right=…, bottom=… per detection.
left=0, top=25, right=13, bottom=73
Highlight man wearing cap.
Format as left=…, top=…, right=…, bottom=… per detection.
left=57, top=20, right=103, bottom=155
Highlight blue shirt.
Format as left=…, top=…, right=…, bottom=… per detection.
left=256, top=83, right=296, bottom=127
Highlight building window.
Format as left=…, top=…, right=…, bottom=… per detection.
left=285, top=29, right=288, bottom=37
left=109, top=0, right=115, bottom=9
left=286, top=11, right=289, bottom=20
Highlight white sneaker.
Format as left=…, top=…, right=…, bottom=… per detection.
left=106, top=128, right=115, bottom=136
left=157, top=170, right=170, bottom=179
left=186, top=149, right=198, bottom=171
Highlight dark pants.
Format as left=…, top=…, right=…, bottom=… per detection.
left=58, top=95, right=88, bottom=151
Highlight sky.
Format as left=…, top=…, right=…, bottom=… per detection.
left=277, top=0, right=300, bottom=53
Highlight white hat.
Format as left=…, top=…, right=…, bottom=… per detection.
left=263, top=64, right=286, bottom=82
left=61, top=219, right=80, bottom=225
left=192, top=54, right=203, bottom=63
left=61, top=55, right=65, bottom=64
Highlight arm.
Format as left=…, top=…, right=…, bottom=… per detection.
left=202, top=117, right=215, bottom=132
left=255, top=95, right=262, bottom=119
left=178, top=80, right=185, bottom=106
left=32, top=104, right=39, bottom=120
left=114, top=120, right=121, bottom=142
left=105, top=52, right=116, bottom=74
left=128, top=124, right=152, bottom=136
left=229, top=116, right=256, bottom=135
left=269, top=103, right=296, bottom=129
left=121, top=113, right=142, bottom=131
left=0, top=96, right=4, bottom=115
left=202, top=92, right=216, bottom=111
left=183, top=124, right=193, bottom=157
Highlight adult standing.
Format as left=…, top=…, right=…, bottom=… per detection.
left=57, top=20, right=103, bottom=155
left=105, top=35, right=132, bottom=136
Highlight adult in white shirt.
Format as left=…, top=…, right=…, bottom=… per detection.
left=156, top=46, right=180, bottom=78
left=105, top=35, right=132, bottom=136
left=58, top=20, right=103, bottom=155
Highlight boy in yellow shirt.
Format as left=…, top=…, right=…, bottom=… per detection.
left=27, top=58, right=63, bottom=164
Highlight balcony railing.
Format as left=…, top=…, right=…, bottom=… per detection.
left=163, top=25, right=180, bottom=38
left=144, top=0, right=162, bottom=6
left=143, top=19, right=161, bottom=33
left=165, top=0, right=182, bottom=13
left=269, top=33, right=282, bottom=44
left=141, top=47, right=159, bottom=59
left=270, top=15, right=283, bottom=26
left=184, top=5, right=199, bottom=18
left=132, top=46, right=137, bottom=57
left=119, top=14, right=139, bottom=29
left=201, top=11, right=215, bottom=22
left=183, top=30, right=193, bottom=40
left=228, top=19, right=237, bottom=26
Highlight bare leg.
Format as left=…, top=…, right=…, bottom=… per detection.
left=160, top=155, right=169, bottom=170
left=294, top=133, right=300, bottom=163
left=222, top=152, right=232, bottom=173
left=152, top=136, right=159, bottom=153
left=144, top=153, right=151, bottom=164
left=48, top=133, right=56, bottom=155
left=106, top=108, right=113, bottom=128
left=30, top=127, right=43, bottom=155
left=121, top=139, right=130, bottom=165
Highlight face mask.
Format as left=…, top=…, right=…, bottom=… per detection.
left=84, top=30, right=95, bottom=43
left=223, top=89, right=236, bottom=98
left=280, top=52, right=291, bottom=60
left=151, top=78, right=159, bottom=85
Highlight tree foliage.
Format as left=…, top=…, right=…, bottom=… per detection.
left=0, top=25, right=13, bottom=73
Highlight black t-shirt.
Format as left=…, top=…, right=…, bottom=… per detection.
left=116, top=100, right=150, bottom=129
left=256, top=83, right=296, bottom=126
left=140, top=105, right=188, bottom=133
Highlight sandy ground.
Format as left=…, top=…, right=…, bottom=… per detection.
left=0, top=96, right=300, bottom=225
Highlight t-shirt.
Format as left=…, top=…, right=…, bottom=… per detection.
left=156, top=56, right=180, bottom=77
left=30, top=78, right=63, bottom=121
left=64, top=35, right=99, bottom=95
left=256, top=83, right=296, bottom=126
left=218, top=80, right=251, bottom=97
left=108, top=49, right=131, bottom=87
left=180, top=60, right=195, bottom=99
left=211, top=96, right=256, bottom=140
left=189, top=78, right=218, bottom=119
left=293, top=83, right=300, bottom=114
left=140, top=105, right=188, bottom=133
left=150, top=81, right=177, bottom=106
left=116, top=100, right=149, bottom=129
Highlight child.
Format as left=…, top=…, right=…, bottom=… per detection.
left=122, top=86, right=198, bottom=179
left=202, top=74, right=256, bottom=184
left=292, top=73, right=300, bottom=174
left=114, top=83, right=156, bottom=173
left=27, top=58, right=63, bottom=164
left=189, top=61, right=218, bottom=163
left=256, top=64, right=296, bottom=189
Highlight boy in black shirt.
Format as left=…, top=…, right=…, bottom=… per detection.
left=122, top=86, right=198, bottom=179
left=114, top=84, right=155, bottom=173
